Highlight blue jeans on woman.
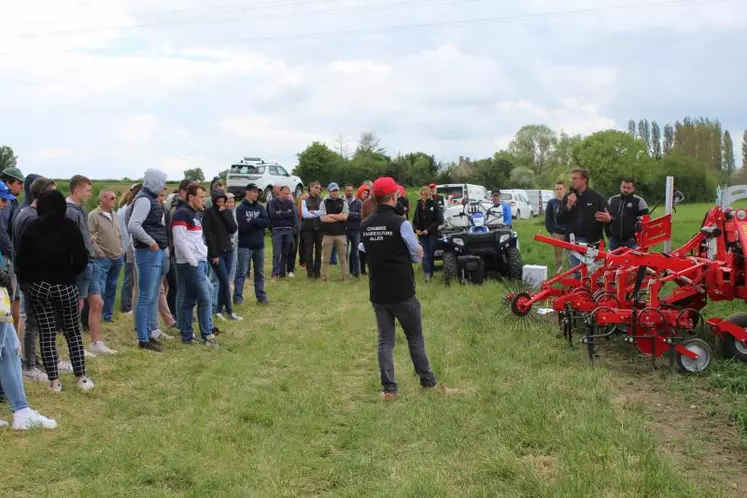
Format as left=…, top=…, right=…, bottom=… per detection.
left=134, top=248, right=165, bottom=345
left=210, top=252, right=234, bottom=315
left=418, top=235, right=438, bottom=276
left=0, top=322, right=29, bottom=412
left=94, top=256, right=123, bottom=322
left=176, top=261, right=213, bottom=342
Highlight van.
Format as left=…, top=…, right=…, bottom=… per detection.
left=436, top=183, right=488, bottom=206
left=525, top=189, right=555, bottom=215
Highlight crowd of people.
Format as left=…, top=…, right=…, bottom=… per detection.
left=0, top=165, right=652, bottom=427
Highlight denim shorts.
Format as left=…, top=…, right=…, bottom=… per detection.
left=76, top=261, right=102, bottom=298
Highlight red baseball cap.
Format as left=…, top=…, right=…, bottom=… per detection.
left=428, top=182, right=437, bottom=188
left=373, top=177, right=398, bottom=196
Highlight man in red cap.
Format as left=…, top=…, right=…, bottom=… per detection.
left=360, top=177, right=457, bottom=400
left=428, top=183, right=445, bottom=207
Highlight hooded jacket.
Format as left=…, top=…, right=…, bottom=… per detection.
left=16, top=190, right=89, bottom=285
left=172, top=203, right=208, bottom=266
left=236, top=198, right=270, bottom=249
left=202, top=190, right=238, bottom=258
left=66, top=198, right=95, bottom=260
left=127, top=168, right=168, bottom=250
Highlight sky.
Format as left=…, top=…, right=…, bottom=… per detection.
left=1, top=0, right=745, bottom=181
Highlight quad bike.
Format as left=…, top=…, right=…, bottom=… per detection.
left=441, top=200, right=522, bottom=285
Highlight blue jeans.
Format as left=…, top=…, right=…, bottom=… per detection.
left=228, top=248, right=238, bottom=282
left=177, top=262, right=213, bottom=342
left=0, top=322, right=28, bottom=412
left=608, top=237, right=637, bottom=251
left=330, top=245, right=338, bottom=264
left=210, top=252, right=234, bottom=314
left=234, top=247, right=267, bottom=303
left=75, top=261, right=102, bottom=298
left=120, top=262, right=134, bottom=312
left=94, top=256, right=123, bottom=321
left=272, top=229, right=293, bottom=277
left=134, top=248, right=165, bottom=344
left=418, top=235, right=437, bottom=276
left=209, top=265, right=219, bottom=314
left=347, top=232, right=361, bottom=276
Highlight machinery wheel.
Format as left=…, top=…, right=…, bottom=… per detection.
left=505, top=247, right=523, bottom=280
left=263, top=186, right=274, bottom=203
left=721, top=312, right=747, bottom=362
left=443, top=252, right=458, bottom=286
left=677, top=338, right=712, bottom=374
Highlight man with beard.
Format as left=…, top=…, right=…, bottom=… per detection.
left=605, top=177, right=649, bottom=250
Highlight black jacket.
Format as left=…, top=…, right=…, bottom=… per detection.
left=202, top=205, right=238, bottom=258
left=236, top=199, right=270, bottom=249
left=412, top=199, right=442, bottom=235
left=606, top=194, right=649, bottom=242
left=268, top=198, right=297, bottom=230
left=16, top=217, right=89, bottom=286
left=556, top=188, right=608, bottom=244
left=544, top=198, right=565, bottom=235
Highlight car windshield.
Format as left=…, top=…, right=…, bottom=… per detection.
left=438, top=187, right=463, bottom=198
left=230, top=165, right=265, bottom=175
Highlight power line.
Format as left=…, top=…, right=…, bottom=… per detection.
left=0, top=0, right=733, bottom=51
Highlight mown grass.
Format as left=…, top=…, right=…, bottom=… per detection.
left=1, top=198, right=747, bottom=496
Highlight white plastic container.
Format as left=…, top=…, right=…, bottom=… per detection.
left=522, top=264, right=547, bottom=290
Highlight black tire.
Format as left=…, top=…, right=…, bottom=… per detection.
left=263, top=187, right=274, bottom=203
left=443, top=252, right=458, bottom=286
left=677, top=338, right=712, bottom=373
left=294, top=184, right=304, bottom=199
left=721, top=312, right=747, bottom=362
left=505, top=246, right=523, bottom=280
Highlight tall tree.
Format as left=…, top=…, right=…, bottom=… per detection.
left=650, top=121, right=662, bottom=159
left=637, top=119, right=651, bottom=152
left=356, top=131, right=386, bottom=155
left=296, top=141, right=346, bottom=185
left=334, top=133, right=350, bottom=159
left=722, top=130, right=735, bottom=177
left=184, top=168, right=205, bottom=182
left=507, top=124, right=557, bottom=177
left=628, top=120, right=637, bottom=138
left=663, top=124, right=675, bottom=155
left=0, top=146, right=17, bottom=170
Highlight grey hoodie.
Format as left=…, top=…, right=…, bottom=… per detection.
left=127, top=168, right=168, bottom=249
left=66, top=199, right=95, bottom=259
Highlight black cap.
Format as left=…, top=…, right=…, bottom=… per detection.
left=245, top=183, right=259, bottom=191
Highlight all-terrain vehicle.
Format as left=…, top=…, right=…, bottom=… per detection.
left=440, top=200, right=522, bottom=285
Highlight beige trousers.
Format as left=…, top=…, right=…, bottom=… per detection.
left=321, top=235, right=349, bottom=281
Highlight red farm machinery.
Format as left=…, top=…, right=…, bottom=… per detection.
left=505, top=185, right=747, bottom=373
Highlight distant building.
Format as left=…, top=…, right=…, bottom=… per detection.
left=455, top=155, right=475, bottom=178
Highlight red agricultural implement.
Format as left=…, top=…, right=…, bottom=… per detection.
left=505, top=189, right=747, bottom=373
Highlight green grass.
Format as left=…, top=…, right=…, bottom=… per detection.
left=2, top=200, right=747, bottom=496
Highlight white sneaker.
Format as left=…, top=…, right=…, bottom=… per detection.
left=89, top=341, right=118, bottom=355
left=229, top=313, right=243, bottom=321
left=57, top=360, right=74, bottom=372
left=214, top=313, right=227, bottom=322
left=23, top=367, right=48, bottom=382
left=12, top=409, right=58, bottom=430
left=0, top=419, right=8, bottom=428
left=151, top=329, right=174, bottom=340
left=84, top=349, right=97, bottom=358
left=49, top=382, right=62, bottom=393
left=77, top=377, right=95, bottom=391
left=287, top=272, right=295, bottom=279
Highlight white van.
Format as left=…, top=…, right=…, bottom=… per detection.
left=525, top=189, right=555, bottom=215
left=436, top=183, right=488, bottom=206
left=500, top=189, right=534, bottom=219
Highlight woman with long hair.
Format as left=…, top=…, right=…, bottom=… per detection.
left=412, top=185, right=442, bottom=283
left=15, top=190, right=95, bottom=391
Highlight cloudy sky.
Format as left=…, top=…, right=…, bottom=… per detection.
left=1, top=0, right=745, bottom=181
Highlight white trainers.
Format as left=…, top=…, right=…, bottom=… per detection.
left=23, top=367, right=48, bottom=382
left=151, top=329, right=174, bottom=341
left=84, top=349, right=97, bottom=358
left=57, top=360, right=74, bottom=372
left=214, top=313, right=227, bottom=322
left=12, top=409, right=58, bottom=430
left=287, top=272, right=295, bottom=279
left=77, top=377, right=95, bottom=391
left=89, top=341, right=118, bottom=355
left=49, top=382, right=62, bottom=393
left=0, top=419, right=8, bottom=428
left=229, top=313, right=243, bottom=321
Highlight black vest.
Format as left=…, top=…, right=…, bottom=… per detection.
left=131, top=188, right=168, bottom=250
left=321, top=197, right=346, bottom=236
left=301, top=195, right=321, bottom=232
left=361, top=204, right=415, bottom=304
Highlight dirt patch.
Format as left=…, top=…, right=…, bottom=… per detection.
left=606, top=351, right=747, bottom=497
left=520, top=454, right=557, bottom=484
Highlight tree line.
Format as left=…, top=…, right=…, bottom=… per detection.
left=294, top=121, right=745, bottom=204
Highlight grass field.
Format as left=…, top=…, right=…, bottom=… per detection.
left=2, top=189, right=747, bottom=496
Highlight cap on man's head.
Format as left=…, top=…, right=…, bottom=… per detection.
left=245, top=183, right=259, bottom=191
left=372, top=177, right=398, bottom=196
left=2, top=167, right=24, bottom=183
left=492, top=190, right=501, bottom=196
left=0, top=181, right=17, bottom=202
left=328, top=182, right=339, bottom=192
left=428, top=182, right=437, bottom=188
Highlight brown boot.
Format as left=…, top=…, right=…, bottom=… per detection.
left=379, top=392, right=397, bottom=401
left=424, top=384, right=460, bottom=396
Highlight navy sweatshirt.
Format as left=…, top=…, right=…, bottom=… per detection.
left=236, top=199, right=270, bottom=249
